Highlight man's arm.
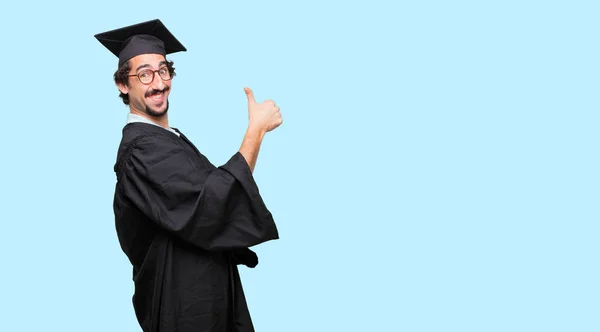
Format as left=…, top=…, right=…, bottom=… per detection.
left=238, top=87, right=282, bottom=173
left=119, top=135, right=278, bottom=252
left=239, top=125, right=266, bottom=173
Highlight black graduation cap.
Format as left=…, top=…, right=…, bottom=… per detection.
left=95, top=19, right=186, bottom=66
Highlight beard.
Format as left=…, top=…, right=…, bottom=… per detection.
left=144, top=99, right=169, bottom=117
left=138, top=86, right=170, bottom=117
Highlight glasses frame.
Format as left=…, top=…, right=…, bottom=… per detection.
left=128, top=66, right=173, bottom=85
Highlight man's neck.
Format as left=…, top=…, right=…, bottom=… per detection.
left=130, top=109, right=169, bottom=129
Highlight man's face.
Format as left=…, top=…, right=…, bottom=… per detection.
left=118, top=53, right=172, bottom=117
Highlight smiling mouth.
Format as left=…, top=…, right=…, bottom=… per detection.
left=146, top=90, right=167, bottom=103
left=148, top=91, right=163, bottom=99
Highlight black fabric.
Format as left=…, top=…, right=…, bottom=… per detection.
left=95, top=19, right=187, bottom=66
left=118, top=34, right=166, bottom=66
left=113, top=122, right=278, bottom=331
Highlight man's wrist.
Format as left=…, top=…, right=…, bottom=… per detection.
left=246, top=124, right=267, bottom=140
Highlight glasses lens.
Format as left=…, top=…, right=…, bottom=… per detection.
left=138, top=70, right=154, bottom=84
left=158, top=67, right=172, bottom=81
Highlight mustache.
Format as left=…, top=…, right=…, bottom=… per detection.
left=145, top=86, right=170, bottom=97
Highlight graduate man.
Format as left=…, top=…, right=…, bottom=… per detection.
left=95, top=19, right=281, bottom=332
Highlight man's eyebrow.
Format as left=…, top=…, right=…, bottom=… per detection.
left=136, top=61, right=168, bottom=72
left=136, top=64, right=152, bottom=72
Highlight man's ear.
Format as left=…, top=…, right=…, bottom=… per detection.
left=117, top=82, right=129, bottom=95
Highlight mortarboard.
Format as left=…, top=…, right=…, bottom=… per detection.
left=95, top=19, right=186, bottom=66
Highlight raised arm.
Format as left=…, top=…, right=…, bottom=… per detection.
left=117, top=87, right=282, bottom=253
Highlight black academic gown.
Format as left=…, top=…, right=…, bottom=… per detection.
left=112, top=122, right=279, bottom=332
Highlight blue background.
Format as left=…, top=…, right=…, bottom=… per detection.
left=1, top=1, right=598, bottom=331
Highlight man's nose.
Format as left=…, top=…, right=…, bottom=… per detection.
left=150, top=71, right=166, bottom=90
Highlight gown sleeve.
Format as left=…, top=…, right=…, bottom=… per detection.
left=117, top=134, right=279, bottom=252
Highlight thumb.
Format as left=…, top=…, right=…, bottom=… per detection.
left=244, top=87, right=256, bottom=104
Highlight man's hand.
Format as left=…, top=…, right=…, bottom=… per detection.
left=244, top=87, right=283, bottom=133
left=238, top=87, right=282, bottom=173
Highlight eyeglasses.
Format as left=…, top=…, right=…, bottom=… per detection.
left=128, top=66, right=172, bottom=84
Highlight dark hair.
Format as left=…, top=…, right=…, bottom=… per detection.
left=113, top=59, right=176, bottom=105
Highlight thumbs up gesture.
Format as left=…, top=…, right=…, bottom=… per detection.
left=244, top=87, right=283, bottom=133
